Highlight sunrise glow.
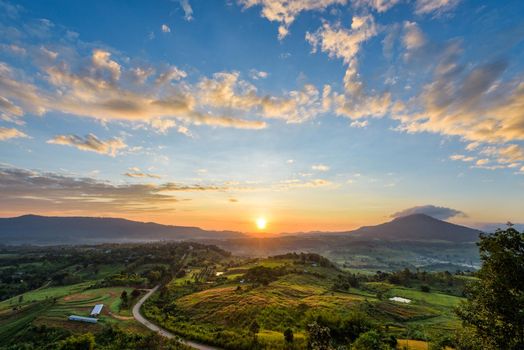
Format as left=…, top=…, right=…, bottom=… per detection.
left=256, top=217, right=267, bottom=230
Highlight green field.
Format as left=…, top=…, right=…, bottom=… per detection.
left=142, top=255, right=466, bottom=349
left=0, top=282, right=93, bottom=313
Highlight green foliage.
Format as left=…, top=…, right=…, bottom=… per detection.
left=306, top=310, right=375, bottom=344
left=120, top=290, right=128, bottom=308
left=58, top=333, right=95, bottom=350
left=351, top=330, right=389, bottom=350
left=306, top=321, right=333, bottom=350
left=456, top=228, right=524, bottom=349
left=244, top=265, right=287, bottom=286
left=420, top=285, right=430, bottom=293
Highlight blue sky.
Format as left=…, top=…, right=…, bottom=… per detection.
left=0, top=0, right=523, bottom=232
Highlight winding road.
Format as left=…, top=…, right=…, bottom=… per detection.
left=132, top=285, right=221, bottom=350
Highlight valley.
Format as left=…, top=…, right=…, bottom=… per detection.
left=0, top=241, right=471, bottom=349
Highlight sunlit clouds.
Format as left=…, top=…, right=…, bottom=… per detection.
left=0, top=0, right=523, bottom=231
left=47, top=134, right=127, bottom=157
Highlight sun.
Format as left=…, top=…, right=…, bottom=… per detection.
left=256, top=217, right=267, bottom=230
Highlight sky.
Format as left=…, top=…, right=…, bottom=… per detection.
left=0, top=0, right=523, bottom=233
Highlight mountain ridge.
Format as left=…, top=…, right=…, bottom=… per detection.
left=0, top=213, right=482, bottom=245
left=0, top=214, right=245, bottom=245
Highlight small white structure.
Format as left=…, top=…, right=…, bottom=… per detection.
left=69, top=315, right=98, bottom=323
left=215, top=271, right=224, bottom=276
left=90, top=304, right=104, bottom=317
left=389, top=297, right=411, bottom=304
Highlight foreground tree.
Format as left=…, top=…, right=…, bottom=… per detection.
left=250, top=320, right=260, bottom=342
left=351, top=330, right=388, bottom=350
left=120, top=290, right=128, bottom=308
left=456, top=227, right=524, bottom=349
left=284, top=327, right=294, bottom=344
left=307, top=321, right=333, bottom=350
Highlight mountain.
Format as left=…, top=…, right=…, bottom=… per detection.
left=0, top=214, right=245, bottom=245
left=347, top=214, right=481, bottom=242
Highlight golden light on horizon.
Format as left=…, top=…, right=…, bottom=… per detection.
left=256, top=217, right=267, bottom=230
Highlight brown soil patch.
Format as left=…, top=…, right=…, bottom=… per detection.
left=63, top=293, right=94, bottom=302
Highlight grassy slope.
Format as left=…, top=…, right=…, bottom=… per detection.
left=151, top=258, right=464, bottom=348
left=0, top=284, right=145, bottom=343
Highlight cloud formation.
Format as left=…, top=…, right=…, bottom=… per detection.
left=353, top=0, right=400, bottom=13
left=197, top=71, right=328, bottom=123
left=238, top=0, right=347, bottom=39
left=179, top=0, right=193, bottom=21
left=124, top=167, right=162, bottom=179
left=306, top=15, right=392, bottom=120
left=0, top=47, right=267, bottom=130
left=47, top=134, right=127, bottom=157
left=394, top=36, right=524, bottom=171
left=312, top=164, right=330, bottom=171
left=414, top=0, right=461, bottom=15
left=0, top=166, right=225, bottom=214
left=391, top=204, right=465, bottom=220
left=0, top=126, right=28, bottom=140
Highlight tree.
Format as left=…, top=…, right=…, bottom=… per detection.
left=131, top=289, right=141, bottom=299
left=284, top=327, right=294, bottom=344
left=420, top=285, right=430, bottom=293
left=456, top=228, right=524, bottom=349
left=307, top=321, right=333, bottom=350
left=351, top=330, right=387, bottom=350
left=250, top=320, right=260, bottom=342
left=120, top=290, right=128, bottom=308
left=58, top=333, right=95, bottom=350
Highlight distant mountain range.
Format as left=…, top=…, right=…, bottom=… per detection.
left=0, top=214, right=245, bottom=245
left=0, top=213, right=483, bottom=245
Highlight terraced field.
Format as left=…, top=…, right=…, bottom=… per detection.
left=36, top=287, right=141, bottom=329
left=143, top=256, right=466, bottom=349
left=0, top=285, right=145, bottom=343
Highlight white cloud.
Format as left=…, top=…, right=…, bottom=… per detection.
left=179, top=0, right=193, bottom=21
left=353, top=0, right=400, bottom=12
left=161, top=24, right=171, bottom=33
left=306, top=16, right=392, bottom=120
left=312, top=164, right=330, bottom=171
left=475, top=158, right=489, bottom=166
left=155, top=65, right=187, bottom=85
left=415, top=0, right=461, bottom=15
left=92, top=49, right=121, bottom=81
left=392, top=204, right=465, bottom=220
left=350, top=120, right=368, bottom=128
left=249, top=69, right=268, bottom=80
left=47, top=134, right=127, bottom=157
left=402, top=21, right=425, bottom=50
left=0, top=54, right=265, bottom=130
left=197, top=71, right=327, bottom=123
left=0, top=96, right=23, bottom=120
left=449, top=154, right=475, bottom=162
left=150, top=118, right=177, bottom=133
left=0, top=127, right=28, bottom=141
left=394, top=38, right=524, bottom=171
left=238, top=0, right=347, bottom=39
left=124, top=167, right=161, bottom=179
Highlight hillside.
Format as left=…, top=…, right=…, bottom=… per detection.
left=0, top=215, right=245, bottom=245
left=348, top=214, right=481, bottom=242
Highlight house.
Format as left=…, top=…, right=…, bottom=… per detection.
left=68, top=315, right=98, bottom=324
left=90, top=304, right=104, bottom=317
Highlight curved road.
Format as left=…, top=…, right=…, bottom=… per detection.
left=132, top=286, right=221, bottom=350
